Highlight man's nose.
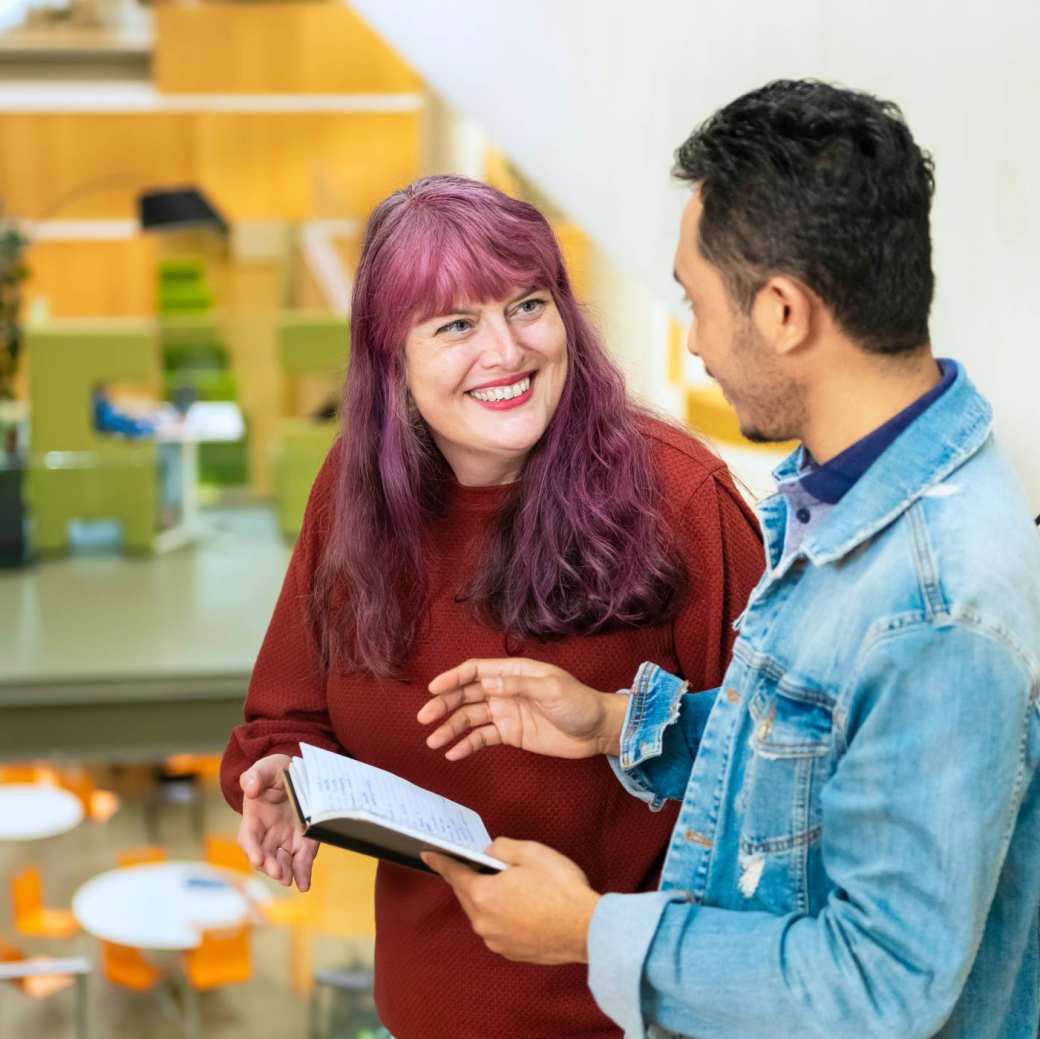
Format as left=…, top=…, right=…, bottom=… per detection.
left=685, top=322, right=699, bottom=357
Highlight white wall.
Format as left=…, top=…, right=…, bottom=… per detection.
left=353, top=0, right=1040, bottom=508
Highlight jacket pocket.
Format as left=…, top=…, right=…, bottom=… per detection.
left=736, top=682, right=834, bottom=915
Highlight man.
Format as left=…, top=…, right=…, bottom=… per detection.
left=417, top=80, right=1040, bottom=1038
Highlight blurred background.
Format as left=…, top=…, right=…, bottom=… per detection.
left=0, top=1, right=1037, bottom=1036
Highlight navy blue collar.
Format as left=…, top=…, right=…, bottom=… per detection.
left=799, top=358, right=956, bottom=505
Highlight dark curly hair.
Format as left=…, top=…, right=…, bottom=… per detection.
left=674, top=79, right=936, bottom=355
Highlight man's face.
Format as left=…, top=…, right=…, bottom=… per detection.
left=674, top=191, right=804, bottom=443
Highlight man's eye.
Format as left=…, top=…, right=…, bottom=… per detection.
left=436, top=318, right=471, bottom=335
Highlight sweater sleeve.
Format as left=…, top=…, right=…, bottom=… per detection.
left=610, top=466, right=763, bottom=803
left=670, top=466, right=764, bottom=691
left=219, top=446, right=343, bottom=813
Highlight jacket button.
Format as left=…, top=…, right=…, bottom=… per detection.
left=684, top=828, right=712, bottom=847
left=725, top=688, right=740, bottom=703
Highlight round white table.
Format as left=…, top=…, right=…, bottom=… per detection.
left=71, top=861, right=271, bottom=951
left=0, top=783, right=84, bottom=840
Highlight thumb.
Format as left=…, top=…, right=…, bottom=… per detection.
left=240, top=755, right=286, bottom=798
left=485, top=836, right=540, bottom=865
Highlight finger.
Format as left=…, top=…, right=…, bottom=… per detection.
left=444, top=725, right=503, bottom=762
left=426, top=702, right=493, bottom=749
left=427, top=658, right=546, bottom=695
left=422, top=851, right=479, bottom=890
left=261, top=851, right=284, bottom=883
left=292, top=839, right=318, bottom=893
left=237, top=816, right=264, bottom=868
left=416, top=683, right=485, bottom=725
left=482, top=673, right=553, bottom=700
left=276, top=848, right=293, bottom=887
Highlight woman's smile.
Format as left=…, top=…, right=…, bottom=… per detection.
left=466, top=372, right=535, bottom=409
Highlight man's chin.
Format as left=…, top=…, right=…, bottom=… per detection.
left=739, top=424, right=778, bottom=445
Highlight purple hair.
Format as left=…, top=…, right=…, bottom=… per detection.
left=314, top=175, right=685, bottom=676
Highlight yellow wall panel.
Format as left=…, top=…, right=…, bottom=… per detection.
left=23, top=237, right=157, bottom=318
left=0, top=114, right=196, bottom=219
left=154, top=3, right=422, bottom=94
left=554, top=223, right=589, bottom=301
left=194, top=112, right=421, bottom=220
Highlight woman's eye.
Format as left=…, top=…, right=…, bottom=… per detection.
left=514, top=297, right=545, bottom=317
left=436, top=318, right=472, bottom=335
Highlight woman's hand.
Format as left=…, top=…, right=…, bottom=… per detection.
left=237, top=753, right=318, bottom=891
left=419, top=658, right=628, bottom=761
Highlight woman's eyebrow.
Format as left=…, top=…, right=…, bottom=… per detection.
left=508, top=285, right=541, bottom=305
left=430, top=305, right=479, bottom=321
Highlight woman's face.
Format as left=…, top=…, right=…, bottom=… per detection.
left=403, top=286, right=568, bottom=486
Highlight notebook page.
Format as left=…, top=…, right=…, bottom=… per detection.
left=300, top=743, right=492, bottom=854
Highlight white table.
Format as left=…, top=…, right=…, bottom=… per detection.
left=0, top=784, right=84, bottom=840
left=71, top=861, right=270, bottom=951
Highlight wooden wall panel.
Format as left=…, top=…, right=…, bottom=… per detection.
left=0, top=114, right=196, bottom=219
left=0, top=110, right=419, bottom=222
left=23, top=238, right=158, bottom=318
left=194, top=112, right=421, bottom=220
left=154, top=3, right=422, bottom=94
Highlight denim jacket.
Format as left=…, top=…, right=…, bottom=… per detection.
left=588, top=363, right=1040, bottom=1039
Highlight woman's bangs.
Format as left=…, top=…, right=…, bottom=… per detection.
left=409, top=221, right=551, bottom=325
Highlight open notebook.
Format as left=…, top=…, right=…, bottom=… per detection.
left=281, top=743, right=507, bottom=874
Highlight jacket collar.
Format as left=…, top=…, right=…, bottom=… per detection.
left=761, top=361, right=992, bottom=569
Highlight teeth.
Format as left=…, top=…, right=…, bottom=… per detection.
left=469, top=376, right=530, bottom=403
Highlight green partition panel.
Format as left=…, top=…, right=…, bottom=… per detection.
left=26, top=320, right=160, bottom=554
left=274, top=312, right=348, bottom=537
left=278, top=311, right=349, bottom=375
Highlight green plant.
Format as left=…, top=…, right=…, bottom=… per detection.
left=0, top=213, right=28, bottom=403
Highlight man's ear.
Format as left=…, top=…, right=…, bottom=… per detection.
left=752, top=275, right=814, bottom=356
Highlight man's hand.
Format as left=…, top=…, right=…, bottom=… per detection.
left=238, top=753, right=318, bottom=892
left=422, top=838, right=601, bottom=965
left=419, top=658, right=627, bottom=761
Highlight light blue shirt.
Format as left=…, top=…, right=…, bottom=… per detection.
left=778, top=358, right=956, bottom=555
left=588, top=362, right=1040, bottom=1039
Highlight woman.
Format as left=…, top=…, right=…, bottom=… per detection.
left=220, top=175, right=763, bottom=1038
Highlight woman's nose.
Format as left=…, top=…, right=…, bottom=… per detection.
left=480, top=319, right=524, bottom=369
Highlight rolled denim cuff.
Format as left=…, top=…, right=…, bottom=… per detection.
left=606, top=663, right=689, bottom=808
left=620, top=662, right=690, bottom=769
left=587, top=890, right=691, bottom=1039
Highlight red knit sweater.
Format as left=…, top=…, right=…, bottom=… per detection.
left=221, top=419, right=763, bottom=1039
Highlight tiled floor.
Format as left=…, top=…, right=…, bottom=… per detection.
left=0, top=769, right=376, bottom=1039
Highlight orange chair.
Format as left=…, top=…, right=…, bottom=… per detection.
left=182, top=924, right=252, bottom=991
left=0, top=764, right=45, bottom=784
left=203, top=834, right=251, bottom=874
left=10, top=866, right=79, bottom=939
left=263, top=850, right=376, bottom=994
left=163, top=753, right=222, bottom=785
left=56, top=768, right=121, bottom=823
left=0, top=938, right=77, bottom=999
left=99, top=941, right=163, bottom=992
left=116, top=845, right=168, bottom=868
